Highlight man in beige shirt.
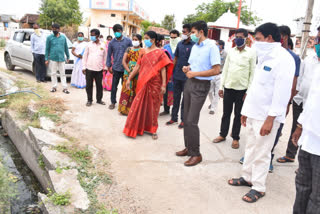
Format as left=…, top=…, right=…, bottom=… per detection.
left=213, top=28, right=256, bottom=149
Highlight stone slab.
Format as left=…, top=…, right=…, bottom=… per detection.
left=28, top=127, right=67, bottom=149
left=41, top=146, right=77, bottom=170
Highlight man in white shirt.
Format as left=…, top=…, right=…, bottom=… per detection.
left=228, top=23, right=295, bottom=203
left=292, top=44, right=320, bottom=212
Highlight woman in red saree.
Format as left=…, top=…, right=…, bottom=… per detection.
left=123, top=31, right=174, bottom=140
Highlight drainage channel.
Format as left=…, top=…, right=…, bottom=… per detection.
left=0, top=128, right=44, bottom=214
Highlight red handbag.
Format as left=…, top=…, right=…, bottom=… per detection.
left=103, top=71, right=113, bottom=91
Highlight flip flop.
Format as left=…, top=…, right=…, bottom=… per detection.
left=213, top=136, right=226, bottom=143
left=276, top=156, right=294, bottom=163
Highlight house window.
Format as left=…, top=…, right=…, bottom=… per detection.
left=111, top=14, right=116, bottom=17
left=124, top=16, right=126, bottom=20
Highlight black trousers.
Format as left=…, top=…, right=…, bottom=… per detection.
left=293, top=149, right=320, bottom=214
left=33, top=53, right=46, bottom=81
left=163, top=85, right=170, bottom=113
left=111, top=70, right=124, bottom=104
left=85, top=70, right=103, bottom=102
left=171, top=79, right=186, bottom=122
left=271, top=101, right=303, bottom=159
left=219, top=88, right=246, bottom=140
left=183, top=78, right=210, bottom=156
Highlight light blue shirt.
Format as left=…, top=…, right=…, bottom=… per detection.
left=188, top=39, right=221, bottom=80
left=31, top=32, right=46, bottom=55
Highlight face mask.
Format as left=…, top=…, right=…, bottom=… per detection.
left=78, top=37, right=84, bottom=41
left=90, top=36, right=97, bottom=42
left=235, top=38, right=245, bottom=47
left=115, top=32, right=122, bottom=38
left=254, top=41, right=281, bottom=60
left=191, top=33, right=200, bottom=43
left=170, top=38, right=179, bottom=45
left=132, top=41, right=140, bottom=47
left=181, top=34, right=188, bottom=40
left=53, top=30, right=59, bottom=36
left=315, top=44, right=320, bottom=58
left=34, top=29, right=41, bottom=36
left=144, top=39, right=153, bottom=48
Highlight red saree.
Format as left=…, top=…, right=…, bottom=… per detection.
left=123, top=49, right=174, bottom=138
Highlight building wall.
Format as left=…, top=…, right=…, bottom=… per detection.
left=89, top=9, right=142, bottom=38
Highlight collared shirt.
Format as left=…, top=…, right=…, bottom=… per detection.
left=287, top=49, right=301, bottom=77
left=30, top=31, right=46, bottom=55
left=188, top=39, right=221, bottom=81
left=241, top=44, right=295, bottom=123
left=106, top=36, right=132, bottom=72
left=45, top=34, right=70, bottom=62
left=293, top=53, right=320, bottom=105
left=220, top=46, right=256, bottom=90
left=298, top=70, right=320, bottom=156
left=173, top=40, right=195, bottom=81
left=82, top=41, right=107, bottom=72
left=163, top=44, right=174, bottom=59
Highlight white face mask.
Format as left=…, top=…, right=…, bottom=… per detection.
left=132, top=41, right=140, bottom=47
left=181, top=34, right=188, bottom=40
left=253, top=41, right=281, bottom=60
left=170, top=38, right=179, bottom=46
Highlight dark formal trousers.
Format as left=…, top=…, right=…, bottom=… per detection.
left=171, top=79, right=185, bottom=122
left=33, top=53, right=46, bottom=81
left=86, top=70, right=103, bottom=102
left=111, top=70, right=124, bottom=104
left=183, top=78, right=210, bottom=156
left=163, top=85, right=170, bottom=113
left=293, top=149, right=320, bottom=214
left=219, top=88, right=246, bottom=140
left=271, top=101, right=303, bottom=160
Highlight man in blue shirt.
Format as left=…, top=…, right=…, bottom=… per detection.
left=175, top=21, right=221, bottom=167
left=31, top=23, right=46, bottom=83
left=107, top=24, right=132, bottom=110
left=166, top=24, right=195, bottom=129
left=160, top=29, right=180, bottom=116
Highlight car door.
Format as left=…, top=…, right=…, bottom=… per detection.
left=19, top=32, right=33, bottom=71
left=10, top=31, right=25, bottom=66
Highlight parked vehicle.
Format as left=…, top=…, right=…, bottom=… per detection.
left=4, top=29, right=74, bottom=77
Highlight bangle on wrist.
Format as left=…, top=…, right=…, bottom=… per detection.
left=297, top=124, right=302, bottom=129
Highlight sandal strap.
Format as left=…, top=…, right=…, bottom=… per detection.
left=230, top=177, right=252, bottom=187
left=244, top=189, right=264, bottom=203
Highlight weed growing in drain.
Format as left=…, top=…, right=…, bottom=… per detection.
left=0, top=160, right=17, bottom=212
left=47, top=188, right=71, bottom=206
left=38, top=154, right=45, bottom=170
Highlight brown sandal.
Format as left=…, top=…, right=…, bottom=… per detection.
left=232, top=140, right=239, bottom=149
left=213, top=136, right=226, bottom=143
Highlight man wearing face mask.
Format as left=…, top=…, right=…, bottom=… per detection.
left=213, top=29, right=256, bottom=149
left=107, top=24, right=132, bottom=110
left=166, top=24, right=195, bottom=129
left=45, top=23, right=70, bottom=94
left=31, top=23, right=46, bottom=83
left=207, top=40, right=227, bottom=115
left=82, top=29, right=107, bottom=107
left=175, top=21, right=221, bottom=167
left=228, top=23, right=295, bottom=203
left=160, top=29, right=180, bottom=116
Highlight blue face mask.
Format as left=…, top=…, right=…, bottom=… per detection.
left=90, top=36, right=97, bottom=42
left=78, top=37, right=84, bottom=41
left=315, top=44, right=320, bottom=58
left=191, top=33, right=200, bottom=43
left=115, top=32, right=122, bottom=38
left=144, top=39, right=153, bottom=48
left=235, top=38, right=245, bottom=47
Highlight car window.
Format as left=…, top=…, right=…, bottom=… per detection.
left=14, top=32, right=24, bottom=43
left=13, top=32, right=18, bottom=41
left=24, top=33, right=31, bottom=41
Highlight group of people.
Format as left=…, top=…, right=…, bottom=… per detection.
left=30, top=20, right=320, bottom=211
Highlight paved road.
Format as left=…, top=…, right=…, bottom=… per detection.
left=0, top=50, right=297, bottom=214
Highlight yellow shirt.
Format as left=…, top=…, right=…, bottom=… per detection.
left=220, top=46, right=256, bottom=90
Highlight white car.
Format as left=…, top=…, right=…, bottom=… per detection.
left=4, top=29, right=74, bottom=77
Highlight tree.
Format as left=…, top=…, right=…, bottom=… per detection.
left=38, top=0, right=82, bottom=28
left=182, top=0, right=261, bottom=26
left=161, top=14, right=176, bottom=31
left=140, top=20, right=161, bottom=34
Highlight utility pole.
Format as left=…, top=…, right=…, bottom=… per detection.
left=125, top=0, right=130, bottom=37
left=237, top=0, right=242, bottom=29
left=300, top=0, right=314, bottom=59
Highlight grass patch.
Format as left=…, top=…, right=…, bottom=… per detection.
left=47, top=188, right=71, bottom=206
left=0, top=159, right=17, bottom=212
left=0, top=39, right=5, bottom=48
left=38, top=154, right=45, bottom=170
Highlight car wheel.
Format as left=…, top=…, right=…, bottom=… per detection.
left=5, top=53, right=15, bottom=71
